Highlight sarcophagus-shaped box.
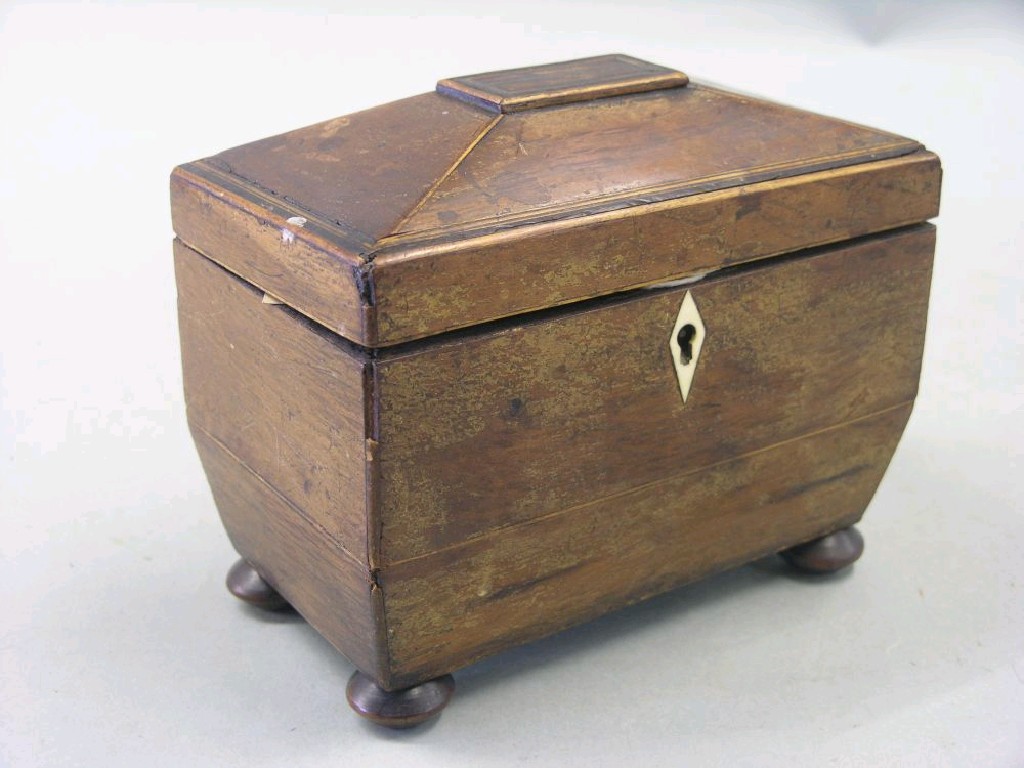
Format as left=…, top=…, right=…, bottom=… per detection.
left=171, top=54, right=940, bottom=727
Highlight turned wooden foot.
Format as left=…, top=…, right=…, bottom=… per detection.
left=226, top=559, right=291, bottom=611
left=780, top=526, right=864, bottom=574
left=346, top=671, right=455, bottom=729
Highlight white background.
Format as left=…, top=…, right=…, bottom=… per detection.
left=1, top=1, right=1022, bottom=766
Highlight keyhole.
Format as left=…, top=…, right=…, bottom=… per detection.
left=677, top=324, right=697, bottom=365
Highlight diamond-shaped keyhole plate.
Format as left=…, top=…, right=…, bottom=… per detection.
left=669, top=291, right=705, bottom=403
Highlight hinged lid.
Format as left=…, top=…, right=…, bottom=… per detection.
left=170, top=54, right=941, bottom=347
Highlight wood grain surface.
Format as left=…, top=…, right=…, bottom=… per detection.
left=436, top=53, right=689, bottom=113
left=170, top=164, right=370, bottom=343
left=178, top=223, right=934, bottom=689
left=373, top=225, right=935, bottom=564
left=371, top=152, right=940, bottom=344
left=390, top=84, right=920, bottom=239
left=207, top=92, right=496, bottom=245
left=379, top=403, right=912, bottom=687
left=175, top=239, right=370, bottom=561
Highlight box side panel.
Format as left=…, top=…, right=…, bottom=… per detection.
left=371, top=153, right=940, bottom=344
left=175, top=240, right=370, bottom=562
left=192, top=429, right=383, bottom=677
left=375, top=225, right=935, bottom=563
left=171, top=165, right=371, bottom=344
left=380, top=403, right=912, bottom=688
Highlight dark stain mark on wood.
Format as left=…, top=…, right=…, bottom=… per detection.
left=506, top=397, right=526, bottom=419
left=735, top=194, right=763, bottom=220
left=768, top=464, right=870, bottom=504
left=480, top=560, right=590, bottom=603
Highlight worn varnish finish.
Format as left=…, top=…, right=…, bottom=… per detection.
left=170, top=167, right=369, bottom=343
left=175, top=240, right=370, bottom=560
left=380, top=404, right=911, bottom=687
left=208, top=93, right=496, bottom=246
left=387, top=85, right=920, bottom=238
left=171, top=54, right=941, bottom=724
left=374, top=226, right=934, bottom=563
left=371, top=152, right=939, bottom=343
left=181, top=226, right=931, bottom=691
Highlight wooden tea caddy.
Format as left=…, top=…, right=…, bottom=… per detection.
left=171, top=54, right=940, bottom=728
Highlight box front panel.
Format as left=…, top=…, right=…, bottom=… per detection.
left=375, top=225, right=935, bottom=564
left=374, top=224, right=934, bottom=687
